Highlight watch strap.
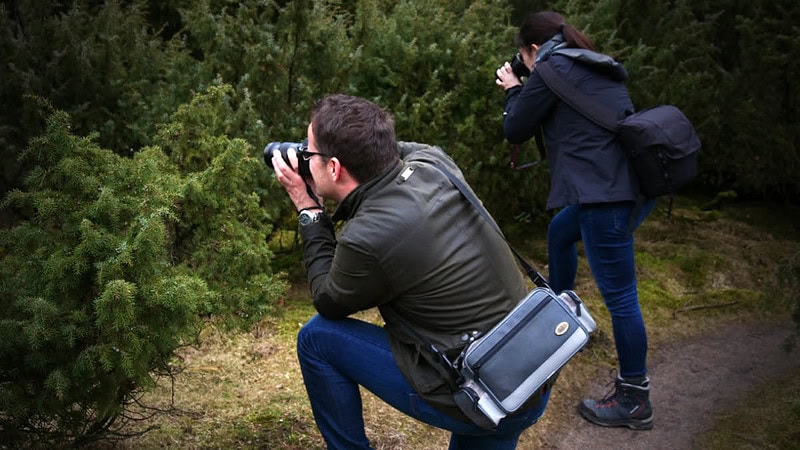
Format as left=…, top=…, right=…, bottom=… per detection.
left=297, top=206, right=324, bottom=214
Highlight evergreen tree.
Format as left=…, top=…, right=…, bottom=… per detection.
left=0, top=86, right=286, bottom=446
left=0, top=0, right=201, bottom=208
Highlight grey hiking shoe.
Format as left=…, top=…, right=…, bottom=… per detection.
left=578, top=375, right=654, bottom=430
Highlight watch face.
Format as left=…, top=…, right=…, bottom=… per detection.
left=298, top=210, right=320, bottom=226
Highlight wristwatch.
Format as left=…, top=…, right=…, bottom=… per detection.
left=298, top=209, right=323, bottom=226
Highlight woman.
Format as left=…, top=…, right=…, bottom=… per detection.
left=495, top=11, right=656, bottom=430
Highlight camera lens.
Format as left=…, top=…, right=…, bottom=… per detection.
left=263, top=141, right=311, bottom=177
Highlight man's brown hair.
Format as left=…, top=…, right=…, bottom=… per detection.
left=311, top=94, right=399, bottom=183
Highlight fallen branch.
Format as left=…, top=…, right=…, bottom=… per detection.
left=673, top=301, right=738, bottom=318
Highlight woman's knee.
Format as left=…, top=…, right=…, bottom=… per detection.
left=603, top=291, right=642, bottom=318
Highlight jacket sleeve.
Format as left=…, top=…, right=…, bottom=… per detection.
left=502, top=70, right=560, bottom=144
left=299, top=215, right=392, bottom=319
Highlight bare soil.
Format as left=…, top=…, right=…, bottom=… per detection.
left=535, top=320, right=799, bottom=450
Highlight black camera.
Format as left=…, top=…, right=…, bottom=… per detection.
left=510, top=53, right=530, bottom=79
left=263, top=141, right=310, bottom=177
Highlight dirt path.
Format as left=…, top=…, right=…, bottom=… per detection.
left=539, top=321, right=799, bottom=450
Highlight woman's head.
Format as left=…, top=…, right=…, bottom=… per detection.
left=515, top=11, right=595, bottom=52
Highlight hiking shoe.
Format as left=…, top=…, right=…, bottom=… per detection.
left=578, top=376, right=654, bottom=430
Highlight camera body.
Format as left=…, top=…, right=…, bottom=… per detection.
left=264, top=141, right=310, bottom=177
left=510, top=53, right=530, bottom=79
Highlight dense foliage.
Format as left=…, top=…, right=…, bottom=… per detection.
left=1, top=0, right=798, bottom=446
left=3, top=0, right=798, bottom=216
left=0, top=90, right=286, bottom=445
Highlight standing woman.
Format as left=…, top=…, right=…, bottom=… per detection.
left=495, top=11, right=656, bottom=430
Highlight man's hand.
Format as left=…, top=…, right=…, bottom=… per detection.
left=495, top=61, right=522, bottom=91
left=271, top=149, right=323, bottom=211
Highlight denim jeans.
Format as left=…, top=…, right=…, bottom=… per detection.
left=296, top=314, right=550, bottom=450
left=547, top=200, right=656, bottom=379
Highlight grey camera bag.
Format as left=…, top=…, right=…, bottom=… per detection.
left=421, top=164, right=597, bottom=429
left=454, top=288, right=596, bottom=427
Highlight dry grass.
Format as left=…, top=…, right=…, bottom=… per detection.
left=117, top=197, right=800, bottom=449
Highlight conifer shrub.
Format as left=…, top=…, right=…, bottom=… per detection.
left=0, top=88, right=286, bottom=446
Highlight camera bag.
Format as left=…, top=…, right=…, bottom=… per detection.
left=536, top=57, right=701, bottom=210
left=453, top=288, right=596, bottom=429
left=411, top=164, right=598, bottom=430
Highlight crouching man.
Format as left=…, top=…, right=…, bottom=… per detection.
left=270, top=94, right=549, bottom=449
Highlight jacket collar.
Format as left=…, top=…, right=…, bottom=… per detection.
left=332, top=160, right=403, bottom=222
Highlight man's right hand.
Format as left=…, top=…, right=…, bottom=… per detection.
left=271, top=149, right=322, bottom=211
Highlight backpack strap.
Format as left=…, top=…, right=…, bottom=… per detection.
left=535, top=61, right=621, bottom=131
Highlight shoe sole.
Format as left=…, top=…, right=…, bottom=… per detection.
left=578, top=406, right=654, bottom=430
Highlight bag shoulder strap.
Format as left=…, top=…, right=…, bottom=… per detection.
left=535, top=61, right=620, bottom=133
left=432, top=164, right=550, bottom=290
left=390, top=163, right=552, bottom=373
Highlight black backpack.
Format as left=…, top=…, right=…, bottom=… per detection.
left=536, top=59, right=701, bottom=202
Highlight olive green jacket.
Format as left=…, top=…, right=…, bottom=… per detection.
left=299, top=142, right=527, bottom=420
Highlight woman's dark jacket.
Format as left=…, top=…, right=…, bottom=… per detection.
left=298, top=143, right=528, bottom=421
left=502, top=52, right=637, bottom=210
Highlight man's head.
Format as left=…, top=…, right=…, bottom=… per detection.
left=309, top=94, right=399, bottom=184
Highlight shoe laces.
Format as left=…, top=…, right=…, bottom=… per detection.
left=597, top=369, right=647, bottom=406
left=598, top=388, right=624, bottom=406
left=596, top=370, right=623, bottom=406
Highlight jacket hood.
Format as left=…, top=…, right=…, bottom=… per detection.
left=551, top=48, right=628, bottom=82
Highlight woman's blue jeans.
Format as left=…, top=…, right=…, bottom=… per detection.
left=296, top=314, right=550, bottom=450
left=547, top=200, right=655, bottom=379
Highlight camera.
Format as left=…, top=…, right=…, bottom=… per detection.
left=510, top=53, right=530, bottom=79
left=263, top=141, right=311, bottom=177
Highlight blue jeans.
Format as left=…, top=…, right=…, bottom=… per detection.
left=297, top=314, right=550, bottom=450
left=547, top=200, right=655, bottom=379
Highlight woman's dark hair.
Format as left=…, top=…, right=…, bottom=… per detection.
left=514, top=11, right=595, bottom=51
left=311, top=94, right=399, bottom=183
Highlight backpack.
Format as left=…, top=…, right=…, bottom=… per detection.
left=535, top=58, right=701, bottom=200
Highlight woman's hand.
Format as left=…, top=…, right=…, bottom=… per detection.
left=495, top=61, right=522, bottom=91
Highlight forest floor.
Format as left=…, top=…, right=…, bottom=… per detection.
left=120, top=198, right=800, bottom=449
left=120, top=307, right=799, bottom=450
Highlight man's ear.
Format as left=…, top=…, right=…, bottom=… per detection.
left=329, top=157, right=342, bottom=181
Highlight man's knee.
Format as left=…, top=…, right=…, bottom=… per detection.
left=297, top=314, right=325, bottom=361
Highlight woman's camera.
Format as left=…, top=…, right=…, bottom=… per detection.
left=263, top=141, right=311, bottom=177
left=510, top=53, right=530, bottom=79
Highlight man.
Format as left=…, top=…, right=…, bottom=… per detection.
left=271, top=94, right=549, bottom=449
